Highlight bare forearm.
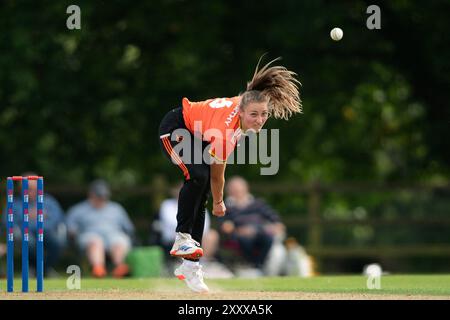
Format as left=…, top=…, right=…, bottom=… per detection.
left=210, top=175, right=225, bottom=203
left=210, top=163, right=227, bottom=216
left=210, top=163, right=226, bottom=203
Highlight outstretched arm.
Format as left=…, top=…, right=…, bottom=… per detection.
left=210, top=162, right=227, bottom=217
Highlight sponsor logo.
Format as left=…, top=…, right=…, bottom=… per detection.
left=225, top=106, right=240, bottom=127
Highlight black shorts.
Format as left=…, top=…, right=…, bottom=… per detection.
left=158, top=108, right=210, bottom=180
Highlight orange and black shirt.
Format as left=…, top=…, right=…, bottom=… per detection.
left=182, top=97, right=242, bottom=163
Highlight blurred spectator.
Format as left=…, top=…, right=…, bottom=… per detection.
left=284, top=237, right=315, bottom=277
left=66, top=179, right=135, bottom=278
left=220, top=176, right=287, bottom=275
left=1, top=172, right=67, bottom=277
left=154, top=182, right=233, bottom=278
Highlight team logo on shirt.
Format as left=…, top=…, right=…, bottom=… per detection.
left=225, top=105, right=240, bottom=127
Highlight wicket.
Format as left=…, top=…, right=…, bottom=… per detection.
left=5, top=175, right=44, bottom=292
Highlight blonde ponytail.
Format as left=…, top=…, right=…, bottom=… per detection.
left=244, top=56, right=302, bottom=120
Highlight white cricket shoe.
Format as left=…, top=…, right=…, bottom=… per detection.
left=174, top=263, right=209, bottom=293
left=170, top=232, right=203, bottom=260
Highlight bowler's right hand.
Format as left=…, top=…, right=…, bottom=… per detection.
left=213, top=200, right=226, bottom=217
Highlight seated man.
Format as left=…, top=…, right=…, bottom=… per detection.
left=220, top=176, right=286, bottom=274
left=66, top=179, right=135, bottom=278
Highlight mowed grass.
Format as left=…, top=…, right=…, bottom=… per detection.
left=4, top=274, right=450, bottom=296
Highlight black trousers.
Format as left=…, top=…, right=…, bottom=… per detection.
left=159, top=108, right=211, bottom=245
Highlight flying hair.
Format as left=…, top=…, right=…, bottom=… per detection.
left=243, top=55, right=302, bottom=120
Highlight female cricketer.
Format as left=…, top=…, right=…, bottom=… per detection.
left=158, top=57, right=302, bottom=292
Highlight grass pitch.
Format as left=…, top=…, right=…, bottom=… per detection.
left=1, top=275, right=450, bottom=299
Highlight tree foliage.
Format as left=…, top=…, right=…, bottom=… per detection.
left=1, top=0, right=448, bottom=186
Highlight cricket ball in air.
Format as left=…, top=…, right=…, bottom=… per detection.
left=330, top=27, right=343, bottom=41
